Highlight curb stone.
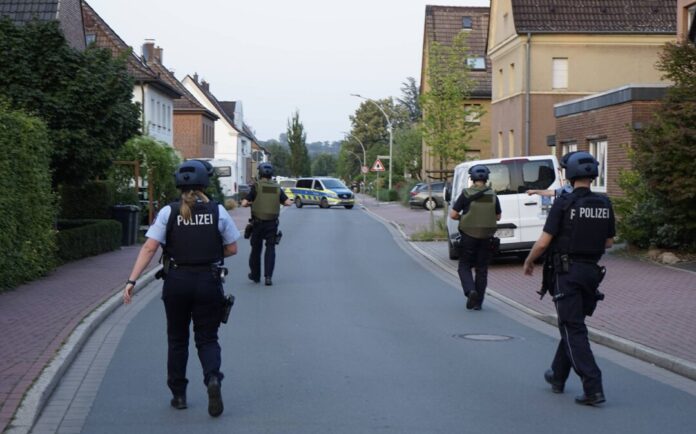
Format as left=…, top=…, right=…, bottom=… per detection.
left=6, top=267, right=159, bottom=434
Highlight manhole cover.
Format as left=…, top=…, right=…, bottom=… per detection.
left=453, top=334, right=514, bottom=342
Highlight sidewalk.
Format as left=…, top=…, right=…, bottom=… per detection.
left=356, top=193, right=696, bottom=378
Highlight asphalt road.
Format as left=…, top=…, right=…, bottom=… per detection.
left=59, top=207, right=696, bottom=433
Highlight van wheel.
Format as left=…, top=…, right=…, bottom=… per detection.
left=320, top=198, right=329, bottom=209
left=344, top=205, right=354, bottom=209
left=448, top=239, right=460, bottom=260
left=424, top=198, right=437, bottom=210
left=295, top=197, right=303, bottom=208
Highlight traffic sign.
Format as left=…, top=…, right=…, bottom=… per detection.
left=371, top=159, right=385, bottom=172
left=361, top=165, right=369, bottom=174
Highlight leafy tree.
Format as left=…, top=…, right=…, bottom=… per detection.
left=265, top=142, right=292, bottom=176
left=420, top=32, right=482, bottom=169
left=619, top=41, right=696, bottom=249
left=287, top=110, right=311, bottom=176
left=398, top=77, right=422, bottom=123
left=0, top=19, right=140, bottom=186
left=394, top=125, right=423, bottom=180
left=311, top=153, right=337, bottom=176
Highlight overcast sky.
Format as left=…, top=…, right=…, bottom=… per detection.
left=87, top=0, right=489, bottom=143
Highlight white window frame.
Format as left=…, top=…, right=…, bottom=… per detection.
left=462, top=16, right=473, bottom=30
left=552, top=58, right=568, bottom=89
left=561, top=142, right=577, bottom=156
left=466, top=57, right=486, bottom=70
left=464, top=104, right=481, bottom=123
left=589, top=140, right=607, bottom=192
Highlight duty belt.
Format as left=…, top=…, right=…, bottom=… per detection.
left=171, top=263, right=219, bottom=272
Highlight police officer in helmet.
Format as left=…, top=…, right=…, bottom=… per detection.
left=523, top=151, right=615, bottom=406
left=123, top=159, right=241, bottom=417
left=241, top=162, right=292, bottom=286
left=449, top=164, right=502, bottom=310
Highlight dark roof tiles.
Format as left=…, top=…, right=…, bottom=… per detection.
left=0, top=1, right=58, bottom=22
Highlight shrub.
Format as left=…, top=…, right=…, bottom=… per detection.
left=59, top=180, right=115, bottom=219
left=55, top=219, right=121, bottom=262
left=399, top=180, right=420, bottom=206
left=0, top=105, right=56, bottom=291
left=376, top=189, right=399, bottom=202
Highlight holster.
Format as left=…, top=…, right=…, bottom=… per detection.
left=275, top=230, right=283, bottom=245
left=489, top=236, right=501, bottom=253
left=155, top=255, right=171, bottom=280
left=537, top=255, right=556, bottom=299
left=244, top=219, right=254, bottom=239
left=220, top=294, right=235, bottom=324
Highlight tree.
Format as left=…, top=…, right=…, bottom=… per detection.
left=0, top=19, right=140, bottom=186
left=398, top=77, right=422, bottom=123
left=394, top=125, right=423, bottom=180
left=311, top=153, right=337, bottom=176
left=265, top=142, right=291, bottom=176
left=619, top=41, right=696, bottom=249
left=287, top=110, right=311, bottom=176
left=420, top=32, right=483, bottom=170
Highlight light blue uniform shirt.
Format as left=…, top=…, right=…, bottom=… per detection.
left=146, top=203, right=241, bottom=246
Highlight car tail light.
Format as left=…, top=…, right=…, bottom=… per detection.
left=410, top=191, right=417, bottom=196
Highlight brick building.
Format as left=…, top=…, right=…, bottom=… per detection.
left=554, top=85, right=668, bottom=197
left=0, top=0, right=86, bottom=50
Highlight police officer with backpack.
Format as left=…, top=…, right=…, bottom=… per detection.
left=449, top=165, right=502, bottom=310
left=122, top=160, right=241, bottom=417
left=523, top=152, right=615, bottom=406
left=241, top=162, right=292, bottom=286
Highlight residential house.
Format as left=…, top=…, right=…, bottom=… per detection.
left=0, top=0, right=86, bottom=50
left=678, top=0, right=696, bottom=43
left=487, top=0, right=676, bottom=159
left=183, top=76, right=258, bottom=185
left=82, top=1, right=181, bottom=145
left=420, top=5, right=492, bottom=181
left=140, top=42, right=219, bottom=159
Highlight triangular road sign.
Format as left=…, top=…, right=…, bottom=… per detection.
left=371, top=158, right=385, bottom=172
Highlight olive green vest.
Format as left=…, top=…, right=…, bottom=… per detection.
left=458, top=186, right=497, bottom=239
left=251, top=179, right=281, bottom=221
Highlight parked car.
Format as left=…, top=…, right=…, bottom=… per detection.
left=409, top=182, right=446, bottom=210
left=445, top=155, right=561, bottom=260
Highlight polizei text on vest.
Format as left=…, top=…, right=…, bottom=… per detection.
left=177, top=214, right=215, bottom=226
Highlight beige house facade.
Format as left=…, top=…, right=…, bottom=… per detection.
left=487, top=0, right=676, bottom=159
left=420, top=5, right=492, bottom=182
left=678, top=0, right=696, bottom=42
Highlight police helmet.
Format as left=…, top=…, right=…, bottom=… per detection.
left=560, top=151, right=577, bottom=169
left=258, top=162, right=274, bottom=178
left=468, top=164, right=490, bottom=182
left=564, top=151, right=599, bottom=180
left=174, top=160, right=210, bottom=190
left=195, top=160, right=215, bottom=178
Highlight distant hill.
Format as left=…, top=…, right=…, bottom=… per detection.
left=260, top=138, right=341, bottom=157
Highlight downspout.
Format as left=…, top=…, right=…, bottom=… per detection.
left=525, top=32, right=532, bottom=156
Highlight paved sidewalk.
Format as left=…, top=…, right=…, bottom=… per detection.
left=356, top=193, right=696, bottom=378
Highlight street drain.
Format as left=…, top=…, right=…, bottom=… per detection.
left=453, top=334, right=514, bottom=342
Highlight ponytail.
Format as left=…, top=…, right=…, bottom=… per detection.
left=179, top=190, right=209, bottom=221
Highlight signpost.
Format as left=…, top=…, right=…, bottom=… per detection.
left=371, top=159, right=385, bottom=203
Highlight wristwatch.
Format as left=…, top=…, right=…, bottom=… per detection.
left=126, top=279, right=136, bottom=286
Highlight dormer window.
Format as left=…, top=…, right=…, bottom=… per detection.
left=85, top=33, right=96, bottom=45
left=467, top=57, right=486, bottom=70
left=462, top=16, right=473, bottom=30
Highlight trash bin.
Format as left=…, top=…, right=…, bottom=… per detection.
left=111, top=204, right=141, bottom=246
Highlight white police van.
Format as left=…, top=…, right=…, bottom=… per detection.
left=199, top=159, right=238, bottom=199
left=445, top=156, right=562, bottom=259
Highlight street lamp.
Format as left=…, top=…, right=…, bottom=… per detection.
left=351, top=93, right=394, bottom=190
left=342, top=131, right=367, bottom=191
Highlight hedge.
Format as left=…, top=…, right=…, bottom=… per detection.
left=0, top=106, right=57, bottom=291
left=59, top=181, right=115, bottom=219
left=56, top=219, right=122, bottom=262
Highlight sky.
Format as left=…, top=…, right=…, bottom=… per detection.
left=87, top=0, right=490, bottom=143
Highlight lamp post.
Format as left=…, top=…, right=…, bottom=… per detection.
left=342, top=131, right=367, bottom=191
left=351, top=93, right=393, bottom=190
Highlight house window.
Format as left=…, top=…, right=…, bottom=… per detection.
left=509, top=63, right=515, bottom=93
left=462, top=16, right=473, bottom=30
left=508, top=130, right=515, bottom=157
left=85, top=33, right=96, bottom=45
left=156, top=101, right=161, bottom=128
left=561, top=142, right=577, bottom=156
left=466, top=57, right=486, bottom=70
left=688, top=5, right=696, bottom=43
left=552, top=58, right=568, bottom=89
left=497, top=131, right=503, bottom=157
left=498, top=68, right=504, bottom=97
left=589, top=140, right=607, bottom=191
left=464, top=104, right=481, bottom=123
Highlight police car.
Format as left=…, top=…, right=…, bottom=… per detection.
left=445, top=155, right=562, bottom=259
left=291, top=177, right=355, bottom=209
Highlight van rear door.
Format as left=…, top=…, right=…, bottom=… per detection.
left=517, top=158, right=559, bottom=242
left=487, top=161, right=522, bottom=245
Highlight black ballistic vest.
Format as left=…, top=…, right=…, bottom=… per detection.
left=554, top=189, right=612, bottom=259
left=165, top=201, right=223, bottom=265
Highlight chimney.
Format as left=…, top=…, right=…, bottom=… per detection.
left=142, top=39, right=155, bottom=63
left=154, top=47, right=163, bottom=64
left=193, top=73, right=199, bottom=83
left=201, top=80, right=210, bottom=92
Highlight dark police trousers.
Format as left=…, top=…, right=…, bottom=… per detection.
left=249, top=219, right=278, bottom=280
left=162, top=268, right=224, bottom=396
left=457, top=232, right=492, bottom=302
left=552, top=262, right=603, bottom=395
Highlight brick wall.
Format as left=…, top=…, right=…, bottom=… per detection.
left=556, top=100, right=661, bottom=197
left=174, top=113, right=202, bottom=159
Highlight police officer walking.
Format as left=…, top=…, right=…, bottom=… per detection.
left=122, top=160, right=241, bottom=417
left=523, top=152, right=615, bottom=406
left=449, top=165, right=501, bottom=310
left=241, top=162, right=292, bottom=286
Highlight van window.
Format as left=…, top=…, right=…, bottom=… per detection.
left=313, top=180, right=324, bottom=190
left=296, top=179, right=312, bottom=189
left=488, top=164, right=515, bottom=195
left=279, top=180, right=296, bottom=188
left=522, top=160, right=555, bottom=191
left=214, top=166, right=231, bottom=177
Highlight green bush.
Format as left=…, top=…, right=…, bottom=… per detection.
left=59, top=180, right=115, bottom=219
left=0, top=105, right=57, bottom=291
left=399, top=180, right=420, bottom=206
left=56, top=219, right=121, bottom=262
left=376, top=189, right=399, bottom=202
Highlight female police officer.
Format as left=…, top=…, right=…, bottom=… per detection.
left=123, top=160, right=241, bottom=417
left=523, top=152, right=615, bottom=406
